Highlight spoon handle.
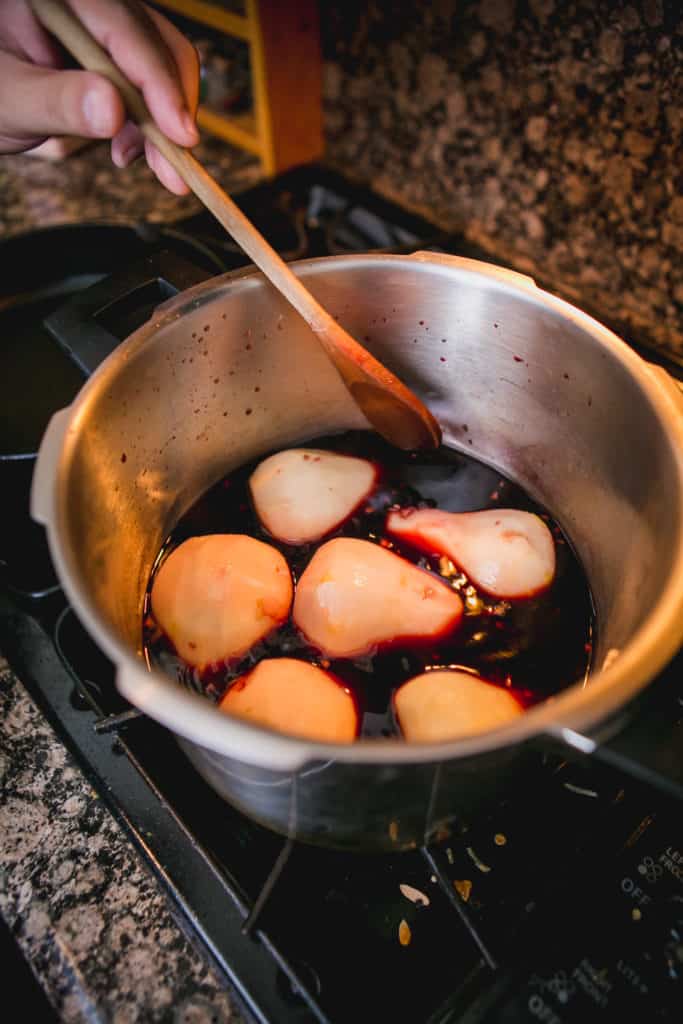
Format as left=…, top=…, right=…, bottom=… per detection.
left=30, top=0, right=441, bottom=450
left=30, top=0, right=336, bottom=331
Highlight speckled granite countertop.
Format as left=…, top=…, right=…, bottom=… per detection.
left=322, top=0, right=683, bottom=364
left=0, top=658, right=246, bottom=1023
left=0, top=134, right=260, bottom=236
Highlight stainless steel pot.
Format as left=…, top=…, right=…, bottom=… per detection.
left=31, top=253, right=683, bottom=850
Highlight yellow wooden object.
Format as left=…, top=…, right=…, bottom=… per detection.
left=196, top=108, right=260, bottom=155
left=155, top=0, right=323, bottom=175
left=154, top=0, right=250, bottom=39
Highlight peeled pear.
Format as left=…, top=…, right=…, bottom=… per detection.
left=219, top=658, right=358, bottom=742
left=293, top=537, right=463, bottom=658
left=387, top=508, right=555, bottom=599
left=151, top=534, right=292, bottom=668
left=249, top=448, right=376, bottom=544
left=394, top=669, right=523, bottom=742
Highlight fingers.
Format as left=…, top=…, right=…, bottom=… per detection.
left=0, top=50, right=124, bottom=153
left=112, top=124, right=190, bottom=194
left=111, top=119, right=144, bottom=167
left=144, top=137, right=190, bottom=195
left=68, top=0, right=200, bottom=147
left=4, top=0, right=200, bottom=194
left=68, top=1, right=199, bottom=194
left=1, top=0, right=63, bottom=67
left=112, top=125, right=190, bottom=194
left=143, top=3, right=200, bottom=117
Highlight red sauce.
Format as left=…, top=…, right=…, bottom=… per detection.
left=143, top=432, right=594, bottom=738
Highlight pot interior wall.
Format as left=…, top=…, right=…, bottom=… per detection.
left=60, top=257, right=680, bottom=684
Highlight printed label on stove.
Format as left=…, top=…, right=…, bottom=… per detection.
left=622, top=835, right=683, bottom=913
left=529, top=971, right=576, bottom=1005
left=571, top=958, right=612, bottom=1008
left=527, top=992, right=563, bottom=1023
left=616, top=958, right=649, bottom=995
left=660, top=847, right=683, bottom=884
left=637, top=855, right=664, bottom=884
left=621, top=875, right=653, bottom=905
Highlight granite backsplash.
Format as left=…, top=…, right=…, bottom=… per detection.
left=321, top=0, right=683, bottom=362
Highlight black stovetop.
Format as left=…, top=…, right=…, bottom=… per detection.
left=1, top=164, right=682, bottom=1024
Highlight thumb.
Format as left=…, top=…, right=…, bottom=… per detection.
left=0, top=51, right=125, bottom=148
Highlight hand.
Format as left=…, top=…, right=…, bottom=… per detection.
left=0, top=0, right=200, bottom=194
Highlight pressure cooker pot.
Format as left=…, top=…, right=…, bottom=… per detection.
left=31, top=253, right=683, bottom=850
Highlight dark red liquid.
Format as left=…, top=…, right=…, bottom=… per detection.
left=143, top=432, right=595, bottom=738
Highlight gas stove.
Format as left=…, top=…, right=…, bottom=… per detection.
left=1, top=164, right=682, bottom=1024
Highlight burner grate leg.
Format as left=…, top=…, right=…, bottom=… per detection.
left=241, top=773, right=298, bottom=936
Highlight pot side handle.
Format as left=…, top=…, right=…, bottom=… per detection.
left=411, top=251, right=537, bottom=290
left=542, top=649, right=683, bottom=802
left=115, top=660, right=319, bottom=773
left=645, top=360, right=683, bottom=411
left=30, top=406, right=72, bottom=526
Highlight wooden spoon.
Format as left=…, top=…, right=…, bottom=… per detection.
left=30, top=0, right=441, bottom=451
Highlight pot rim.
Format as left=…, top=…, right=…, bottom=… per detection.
left=42, top=253, right=683, bottom=768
